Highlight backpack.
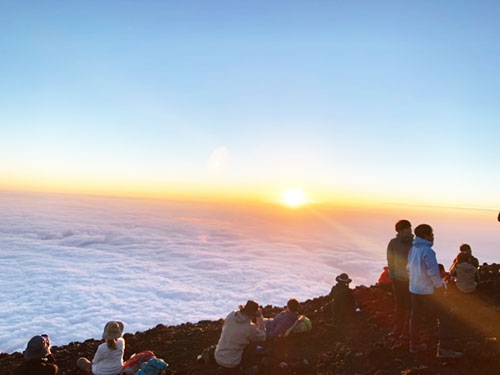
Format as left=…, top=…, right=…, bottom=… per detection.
left=137, top=358, right=169, bottom=375
left=121, top=351, right=156, bottom=375
left=283, top=315, right=312, bottom=336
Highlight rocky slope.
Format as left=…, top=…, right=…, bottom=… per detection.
left=2, top=264, right=500, bottom=375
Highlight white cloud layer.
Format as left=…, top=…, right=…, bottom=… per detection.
left=1, top=192, right=498, bottom=353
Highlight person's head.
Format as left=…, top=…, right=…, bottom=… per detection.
left=414, top=224, right=434, bottom=243
left=459, top=243, right=472, bottom=254
left=383, top=266, right=389, bottom=271
left=24, top=335, right=51, bottom=361
left=240, top=300, right=259, bottom=318
left=102, top=321, right=124, bottom=349
left=395, top=220, right=412, bottom=237
left=457, top=252, right=470, bottom=264
left=335, top=273, right=352, bottom=285
left=286, top=298, right=299, bottom=313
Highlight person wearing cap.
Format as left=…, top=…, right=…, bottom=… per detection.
left=77, top=321, right=125, bottom=375
left=386, top=219, right=413, bottom=339
left=329, top=273, right=356, bottom=321
left=15, top=334, right=58, bottom=375
left=407, top=224, right=462, bottom=359
left=214, top=300, right=266, bottom=374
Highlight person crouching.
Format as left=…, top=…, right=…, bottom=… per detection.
left=214, top=300, right=266, bottom=374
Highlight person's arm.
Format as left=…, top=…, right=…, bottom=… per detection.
left=424, top=249, right=444, bottom=288
left=387, top=240, right=395, bottom=279
left=250, top=308, right=267, bottom=342
left=92, top=344, right=104, bottom=364
left=449, top=264, right=457, bottom=277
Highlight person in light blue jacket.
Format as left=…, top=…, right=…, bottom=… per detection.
left=407, top=224, right=462, bottom=359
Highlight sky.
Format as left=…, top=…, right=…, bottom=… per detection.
left=0, top=1, right=499, bottom=208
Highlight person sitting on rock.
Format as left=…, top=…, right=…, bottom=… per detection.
left=15, top=334, right=58, bottom=375
left=77, top=321, right=125, bottom=375
left=451, top=244, right=479, bottom=269
left=377, top=266, right=393, bottom=291
left=330, top=273, right=356, bottom=321
left=214, top=300, right=266, bottom=374
left=264, top=298, right=300, bottom=339
left=449, top=252, right=479, bottom=294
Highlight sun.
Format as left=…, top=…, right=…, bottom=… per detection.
left=281, top=188, right=307, bottom=208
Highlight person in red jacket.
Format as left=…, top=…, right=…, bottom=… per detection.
left=378, top=266, right=393, bottom=291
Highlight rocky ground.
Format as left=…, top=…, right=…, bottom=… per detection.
left=2, top=264, right=500, bottom=375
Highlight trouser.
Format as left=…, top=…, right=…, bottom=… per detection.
left=392, top=279, right=410, bottom=334
left=410, top=293, right=451, bottom=348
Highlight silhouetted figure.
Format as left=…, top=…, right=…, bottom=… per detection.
left=407, top=224, right=462, bottom=358
left=451, top=244, right=479, bottom=269
left=15, top=335, right=58, bottom=375
left=387, top=219, right=413, bottom=338
left=450, top=252, right=479, bottom=294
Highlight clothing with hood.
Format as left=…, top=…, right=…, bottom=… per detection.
left=407, top=237, right=444, bottom=295
left=265, top=311, right=299, bottom=338
left=450, top=262, right=479, bottom=293
left=387, top=233, right=414, bottom=281
left=214, top=310, right=266, bottom=368
left=14, top=354, right=58, bottom=375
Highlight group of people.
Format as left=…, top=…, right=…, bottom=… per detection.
left=15, top=218, right=480, bottom=374
left=386, top=219, right=481, bottom=359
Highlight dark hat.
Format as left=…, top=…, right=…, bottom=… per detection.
left=239, top=300, right=259, bottom=317
left=102, top=321, right=124, bottom=340
left=335, top=273, right=352, bottom=284
left=24, top=335, right=51, bottom=361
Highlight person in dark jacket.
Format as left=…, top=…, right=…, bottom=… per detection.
left=15, top=335, right=58, bottom=375
left=330, top=273, right=356, bottom=320
left=264, top=298, right=300, bottom=339
left=386, top=219, right=413, bottom=338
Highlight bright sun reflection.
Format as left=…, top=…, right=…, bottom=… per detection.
left=282, top=188, right=307, bottom=207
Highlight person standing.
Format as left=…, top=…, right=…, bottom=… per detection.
left=387, top=219, right=413, bottom=338
left=407, top=224, right=462, bottom=358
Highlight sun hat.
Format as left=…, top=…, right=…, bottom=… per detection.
left=24, top=335, right=51, bottom=361
left=239, top=300, right=259, bottom=317
left=335, top=273, right=352, bottom=284
left=102, top=321, right=124, bottom=340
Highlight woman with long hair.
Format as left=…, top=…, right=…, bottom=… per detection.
left=77, top=321, right=125, bottom=375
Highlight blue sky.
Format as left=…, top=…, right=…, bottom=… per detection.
left=0, top=1, right=499, bottom=207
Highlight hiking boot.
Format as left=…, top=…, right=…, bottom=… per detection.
left=410, top=342, right=427, bottom=353
left=437, top=348, right=463, bottom=359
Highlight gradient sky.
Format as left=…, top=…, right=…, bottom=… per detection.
left=1, top=1, right=499, bottom=208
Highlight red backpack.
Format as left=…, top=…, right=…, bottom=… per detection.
left=122, top=351, right=156, bottom=375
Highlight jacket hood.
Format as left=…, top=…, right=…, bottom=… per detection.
left=233, top=310, right=251, bottom=323
left=413, top=236, right=433, bottom=247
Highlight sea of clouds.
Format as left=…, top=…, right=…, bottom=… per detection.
left=1, top=192, right=498, bottom=353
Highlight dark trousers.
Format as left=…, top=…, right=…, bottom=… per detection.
left=392, top=279, right=410, bottom=334
left=410, top=293, right=451, bottom=348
